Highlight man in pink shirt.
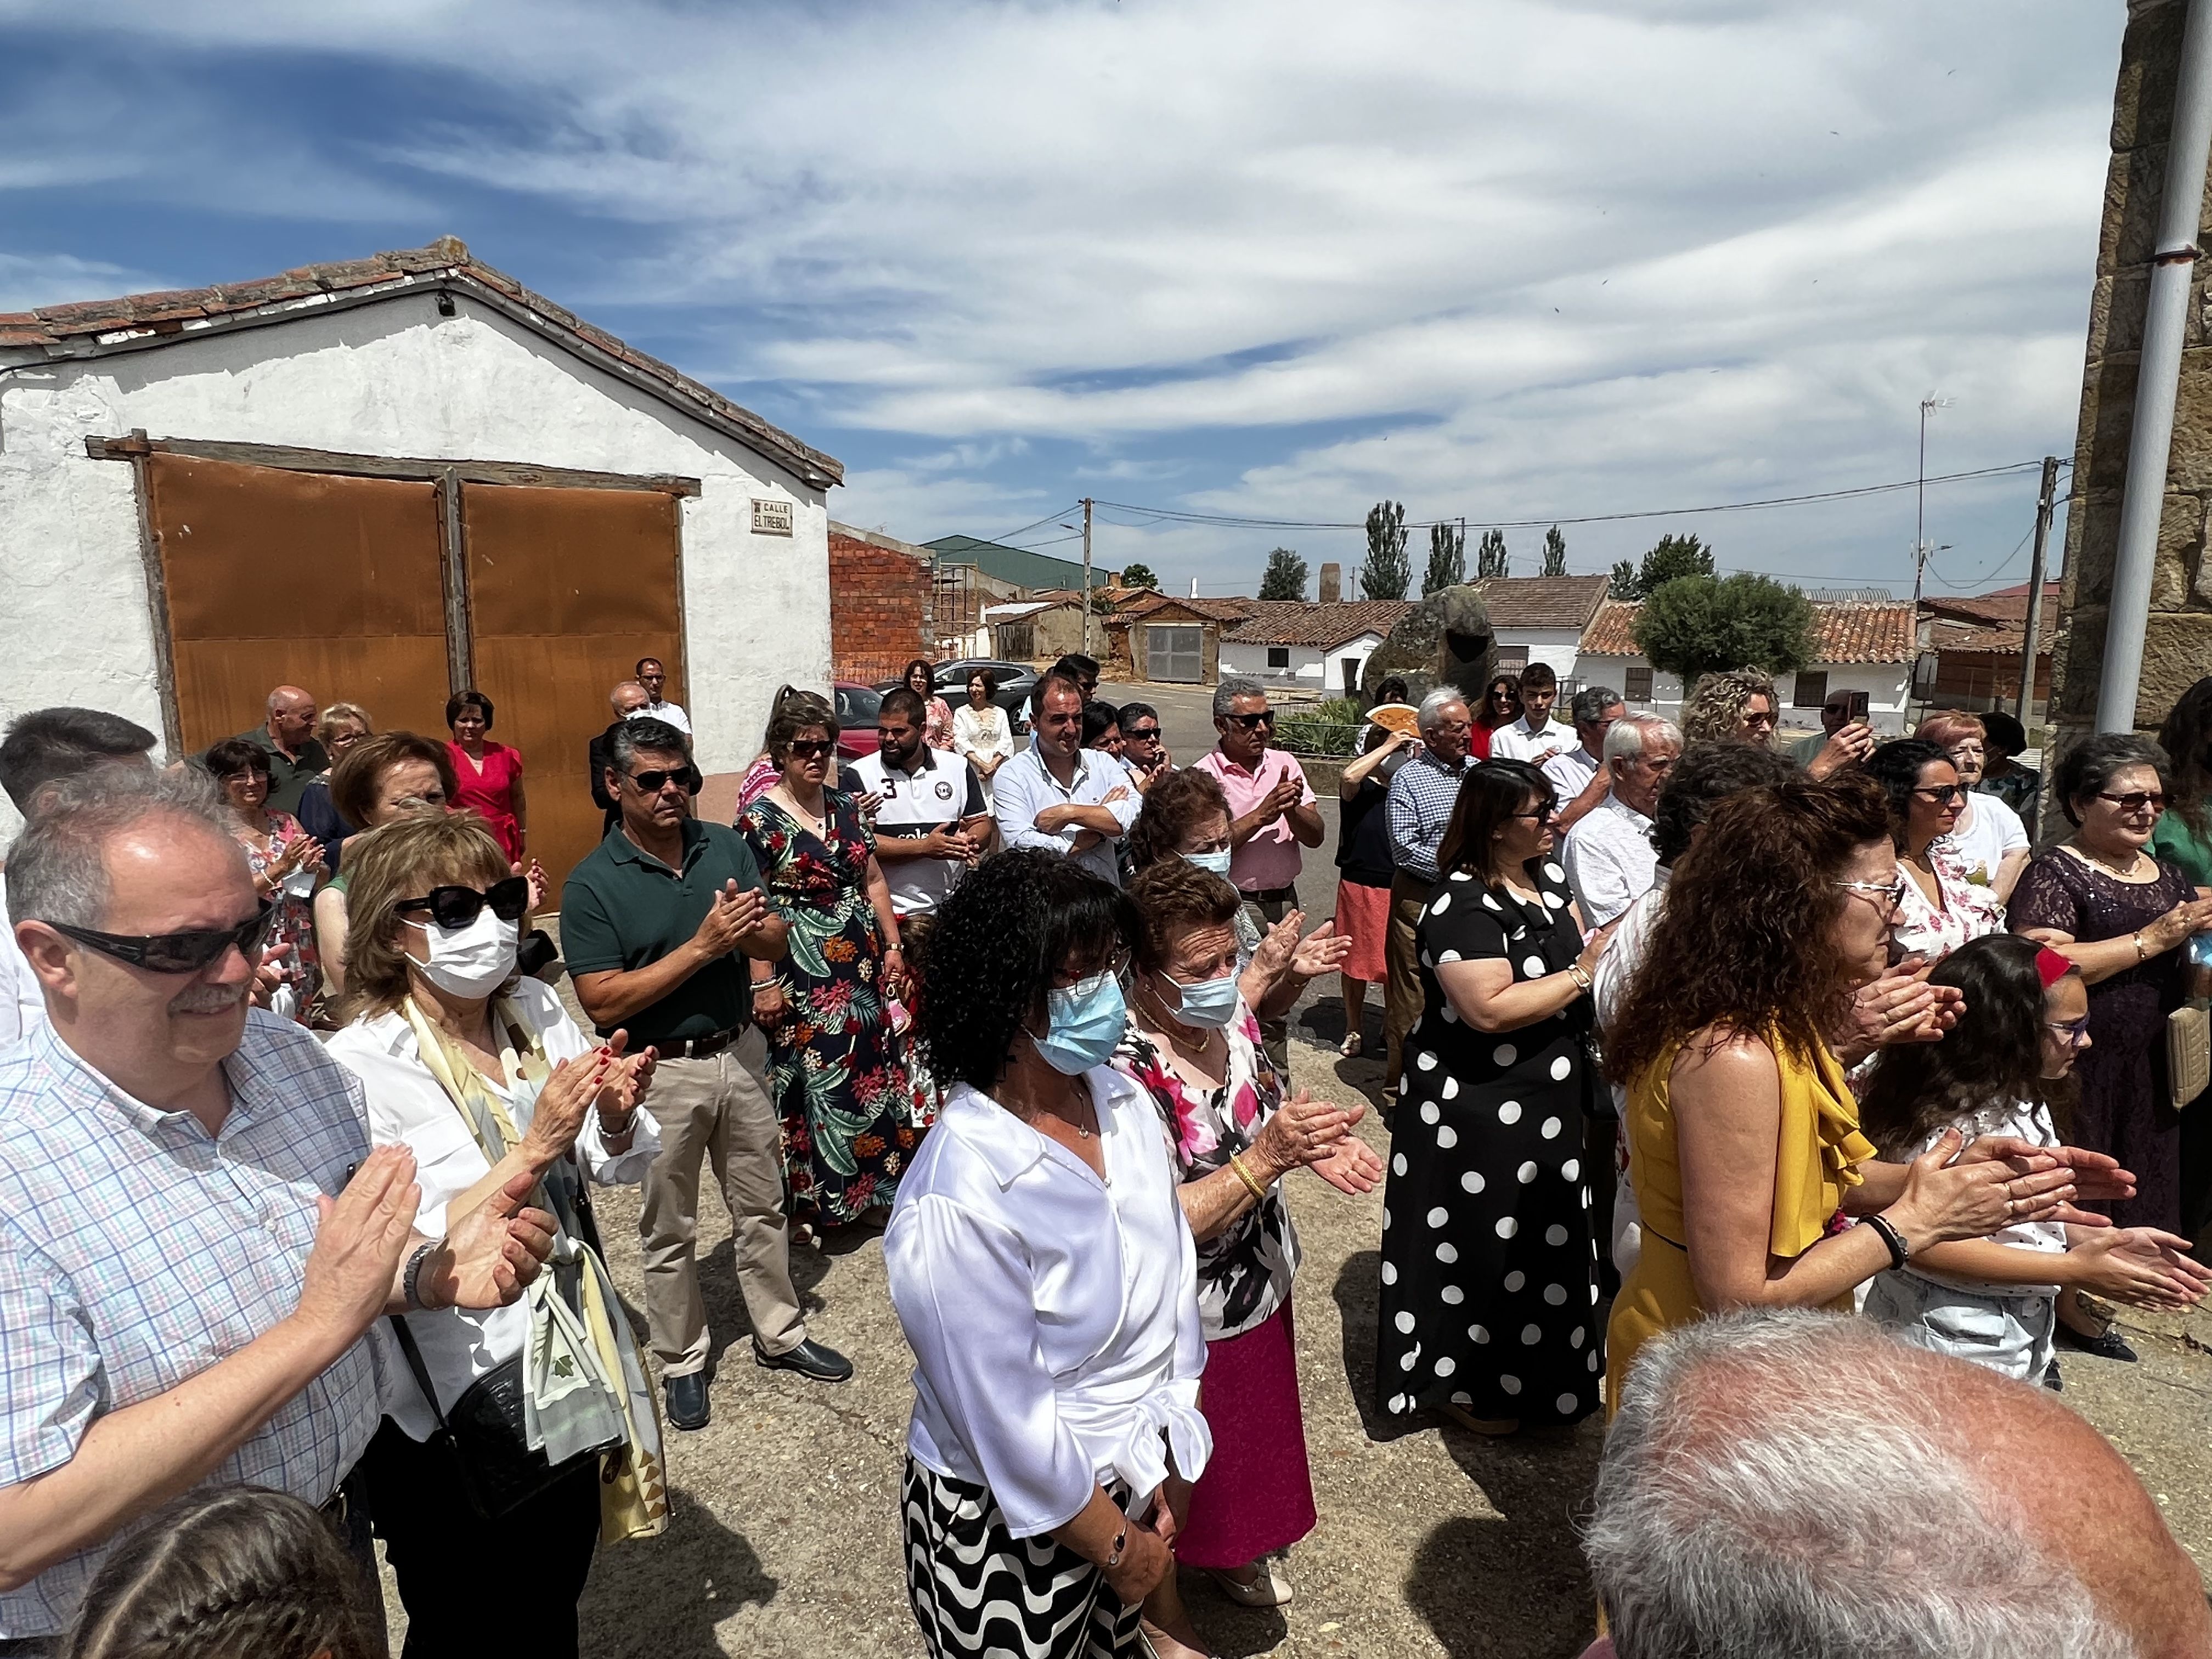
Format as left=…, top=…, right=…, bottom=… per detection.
left=1193, top=676, right=1324, bottom=1068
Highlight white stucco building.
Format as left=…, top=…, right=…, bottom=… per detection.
left=1472, top=575, right=1610, bottom=688
left=0, top=237, right=842, bottom=876
left=1576, top=599, right=1918, bottom=734
left=1218, top=600, right=1413, bottom=695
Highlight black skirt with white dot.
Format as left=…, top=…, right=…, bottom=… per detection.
left=1374, top=859, right=1602, bottom=1426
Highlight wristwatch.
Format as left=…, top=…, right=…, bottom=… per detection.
left=403, top=1240, right=443, bottom=1311
left=1103, top=1522, right=1129, bottom=1569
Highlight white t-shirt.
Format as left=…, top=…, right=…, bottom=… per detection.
left=847, top=747, right=986, bottom=916
left=1944, top=794, right=2028, bottom=888
left=1488, top=714, right=1570, bottom=766
left=634, top=700, right=691, bottom=737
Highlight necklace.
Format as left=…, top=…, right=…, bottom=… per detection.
left=2069, top=839, right=2146, bottom=880
left=775, top=785, right=828, bottom=834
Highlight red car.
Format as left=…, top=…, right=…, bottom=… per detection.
left=833, top=681, right=882, bottom=761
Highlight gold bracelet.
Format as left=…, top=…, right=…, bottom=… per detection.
left=2134, top=931, right=2149, bottom=963
left=1227, top=1151, right=1268, bottom=1202
left=1566, top=962, right=1593, bottom=994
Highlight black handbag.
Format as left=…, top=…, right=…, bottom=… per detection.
left=386, top=1302, right=619, bottom=1522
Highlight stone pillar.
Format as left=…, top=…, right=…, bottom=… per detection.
left=2055, top=0, right=2212, bottom=744
left=1318, top=562, right=1342, bottom=603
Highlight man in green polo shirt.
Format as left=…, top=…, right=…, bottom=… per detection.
left=223, top=685, right=329, bottom=816
left=563, top=716, right=853, bottom=1431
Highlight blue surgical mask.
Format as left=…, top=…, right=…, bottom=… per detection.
left=1034, top=971, right=1127, bottom=1075
left=1160, top=969, right=1240, bottom=1030
left=1183, top=848, right=1232, bottom=878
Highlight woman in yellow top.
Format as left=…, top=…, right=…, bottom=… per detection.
left=1601, top=772, right=2134, bottom=1407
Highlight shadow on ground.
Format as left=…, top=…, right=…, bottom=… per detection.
left=578, top=1482, right=778, bottom=1653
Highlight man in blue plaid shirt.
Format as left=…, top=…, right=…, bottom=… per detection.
left=0, top=766, right=555, bottom=1647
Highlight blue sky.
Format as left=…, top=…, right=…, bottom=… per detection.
left=1, top=0, right=2118, bottom=598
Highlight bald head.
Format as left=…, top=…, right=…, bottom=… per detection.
left=1590, top=1310, right=2206, bottom=1658
left=264, top=686, right=315, bottom=749
left=610, top=680, right=650, bottom=718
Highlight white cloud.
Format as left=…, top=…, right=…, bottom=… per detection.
left=2, top=0, right=2119, bottom=589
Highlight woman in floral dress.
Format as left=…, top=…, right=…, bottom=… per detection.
left=1865, top=739, right=2004, bottom=968
left=204, top=737, right=326, bottom=1023
left=740, top=703, right=930, bottom=1229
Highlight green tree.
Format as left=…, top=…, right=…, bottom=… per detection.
left=1541, top=524, right=1568, bottom=577
left=1630, top=573, right=1816, bottom=682
left=1259, top=547, right=1308, bottom=601
left=1423, top=522, right=1465, bottom=595
left=1632, top=533, right=1715, bottom=596
left=1361, top=501, right=1411, bottom=600
left=1475, top=527, right=1509, bottom=579
left=1119, top=561, right=1160, bottom=591
left=1608, top=559, right=1638, bottom=599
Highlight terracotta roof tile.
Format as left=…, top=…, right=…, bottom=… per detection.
left=0, top=236, right=841, bottom=486
left=1225, top=600, right=1414, bottom=648
left=1470, top=575, right=1610, bottom=631
left=1579, top=598, right=1918, bottom=664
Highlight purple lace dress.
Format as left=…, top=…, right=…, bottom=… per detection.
left=2008, top=849, right=2195, bottom=1231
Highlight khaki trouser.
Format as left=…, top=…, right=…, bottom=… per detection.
left=1384, top=872, right=1431, bottom=1094
left=637, top=1026, right=804, bottom=1375
left=1238, top=886, right=1299, bottom=1075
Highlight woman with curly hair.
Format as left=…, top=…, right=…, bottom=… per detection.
left=1863, top=737, right=2004, bottom=966
left=887, top=850, right=1211, bottom=1659
left=1857, top=935, right=2209, bottom=1386
left=1676, top=667, right=1778, bottom=748
left=1602, top=772, right=2125, bottom=1407
left=740, top=699, right=928, bottom=1231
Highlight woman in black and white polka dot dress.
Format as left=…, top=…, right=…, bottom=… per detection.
left=1374, top=759, right=1612, bottom=1436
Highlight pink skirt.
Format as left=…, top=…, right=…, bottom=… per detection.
left=1177, top=1299, right=1317, bottom=1570
left=1333, top=877, right=1390, bottom=985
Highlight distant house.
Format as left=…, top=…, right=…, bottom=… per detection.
left=1105, top=594, right=1253, bottom=685
left=1578, top=599, right=1920, bottom=734
left=925, top=533, right=1114, bottom=595
left=1920, top=581, right=2062, bottom=716
left=1471, top=575, right=1612, bottom=685
left=1219, top=600, right=1415, bottom=695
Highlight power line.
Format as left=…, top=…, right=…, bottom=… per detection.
left=1089, top=459, right=2053, bottom=533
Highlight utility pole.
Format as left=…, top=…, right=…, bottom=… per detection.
left=2017, top=456, right=2060, bottom=724
left=1080, top=498, right=1094, bottom=655
left=1912, top=395, right=1949, bottom=614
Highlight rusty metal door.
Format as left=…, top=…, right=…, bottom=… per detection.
left=461, top=483, right=685, bottom=889
left=145, top=453, right=454, bottom=751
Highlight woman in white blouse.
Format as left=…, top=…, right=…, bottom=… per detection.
left=888, top=848, right=1211, bottom=1659
left=325, top=813, right=664, bottom=1659
left=952, top=668, right=1017, bottom=800
left=1918, top=710, right=2031, bottom=901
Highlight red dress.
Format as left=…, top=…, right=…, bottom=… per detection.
left=448, top=740, right=524, bottom=863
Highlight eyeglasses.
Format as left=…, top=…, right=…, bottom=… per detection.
left=786, top=740, right=836, bottom=761
left=624, top=765, right=703, bottom=794
left=1224, top=711, right=1275, bottom=730
left=2044, top=1015, right=2092, bottom=1046
left=1125, top=726, right=1162, bottom=742
left=1912, top=785, right=1966, bottom=806
left=1741, top=710, right=1779, bottom=730
left=220, top=765, right=272, bottom=782
left=1510, top=803, right=1561, bottom=823
left=48, top=901, right=277, bottom=974
left=1832, top=876, right=1909, bottom=911
left=2096, top=791, right=2166, bottom=814
left=397, top=877, right=531, bottom=931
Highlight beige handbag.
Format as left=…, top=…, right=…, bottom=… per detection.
left=2167, top=1002, right=2211, bottom=1112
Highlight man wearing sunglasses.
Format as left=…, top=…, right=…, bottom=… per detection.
left=1194, top=677, right=1326, bottom=1068
left=0, top=767, right=556, bottom=1645
left=993, top=673, right=1139, bottom=887
left=1119, top=700, right=1174, bottom=783
left=565, top=718, right=849, bottom=1427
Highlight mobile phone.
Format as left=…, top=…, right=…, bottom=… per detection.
left=1846, top=691, right=1870, bottom=724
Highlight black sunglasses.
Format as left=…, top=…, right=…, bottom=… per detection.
left=396, top=876, right=531, bottom=931
left=1225, top=711, right=1276, bottom=730
left=49, top=901, right=277, bottom=975
left=1125, top=725, right=1162, bottom=741
left=624, top=765, right=702, bottom=794
left=787, top=739, right=836, bottom=760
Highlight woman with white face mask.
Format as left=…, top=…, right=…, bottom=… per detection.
left=323, top=814, right=665, bottom=1658
left=1109, top=860, right=1381, bottom=1655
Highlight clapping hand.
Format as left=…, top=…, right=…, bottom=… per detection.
left=426, top=1170, right=557, bottom=1311
left=693, top=879, right=770, bottom=957
left=512, top=857, right=550, bottom=915
left=1960, top=1135, right=2135, bottom=1226
left=2068, top=1228, right=2212, bottom=1310
left=1838, top=959, right=1963, bottom=1058
left=296, top=1146, right=422, bottom=1346
left=1250, top=1087, right=1353, bottom=1180
left=1309, top=1099, right=1385, bottom=1195
left=1290, top=918, right=1352, bottom=979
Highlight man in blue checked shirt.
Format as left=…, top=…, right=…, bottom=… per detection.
left=0, top=767, right=555, bottom=1646
left=1381, top=687, right=1479, bottom=1094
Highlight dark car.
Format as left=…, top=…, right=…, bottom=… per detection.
left=876, top=659, right=1038, bottom=732
left=833, top=681, right=883, bottom=761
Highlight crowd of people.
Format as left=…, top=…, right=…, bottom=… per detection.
left=2, top=647, right=2210, bottom=1659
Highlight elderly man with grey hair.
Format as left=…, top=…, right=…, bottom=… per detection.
left=1561, top=712, right=1681, bottom=928
left=1544, top=685, right=1627, bottom=834
left=1584, top=1308, right=2208, bottom=1659
left=1193, top=674, right=1325, bottom=1069
left=0, top=766, right=554, bottom=1647
left=1379, top=686, right=1478, bottom=1093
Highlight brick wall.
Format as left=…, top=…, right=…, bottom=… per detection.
left=830, top=529, right=931, bottom=684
